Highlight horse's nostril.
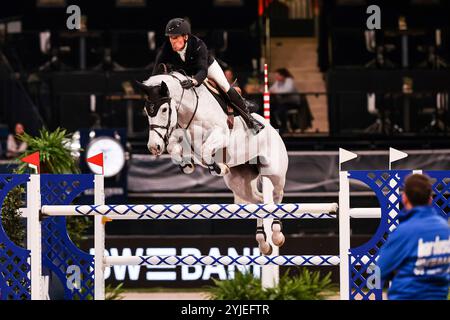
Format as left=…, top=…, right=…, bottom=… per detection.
left=156, top=144, right=161, bottom=152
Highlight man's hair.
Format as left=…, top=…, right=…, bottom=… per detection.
left=404, top=173, right=432, bottom=206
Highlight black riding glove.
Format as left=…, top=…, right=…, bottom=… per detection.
left=181, top=79, right=196, bottom=89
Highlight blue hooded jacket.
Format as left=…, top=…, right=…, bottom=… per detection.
left=377, top=205, right=450, bottom=300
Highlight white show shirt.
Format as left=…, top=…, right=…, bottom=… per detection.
left=177, top=43, right=188, bottom=62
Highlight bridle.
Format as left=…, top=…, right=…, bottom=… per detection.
left=144, top=73, right=199, bottom=148
left=145, top=96, right=174, bottom=146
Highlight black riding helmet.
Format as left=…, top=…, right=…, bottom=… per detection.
left=165, top=18, right=191, bottom=36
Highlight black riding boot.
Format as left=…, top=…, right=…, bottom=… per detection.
left=227, top=87, right=265, bottom=134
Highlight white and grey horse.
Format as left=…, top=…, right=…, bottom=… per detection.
left=136, top=72, right=289, bottom=254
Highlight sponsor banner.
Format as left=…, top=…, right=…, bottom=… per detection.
left=128, top=150, right=450, bottom=195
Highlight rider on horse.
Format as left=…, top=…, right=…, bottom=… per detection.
left=153, top=18, right=265, bottom=135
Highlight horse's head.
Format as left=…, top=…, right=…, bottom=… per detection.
left=135, top=80, right=177, bottom=155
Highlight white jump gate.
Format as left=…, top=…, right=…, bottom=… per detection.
left=20, top=170, right=384, bottom=300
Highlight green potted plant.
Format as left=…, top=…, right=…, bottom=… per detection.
left=206, top=268, right=334, bottom=300
left=3, top=127, right=87, bottom=247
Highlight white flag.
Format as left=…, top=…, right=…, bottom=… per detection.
left=339, top=148, right=358, bottom=165
left=389, top=147, right=408, bottom=164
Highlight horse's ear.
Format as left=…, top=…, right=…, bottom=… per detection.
left=134, top=80, right=152, bottom=97
left=160, top=81, right=169, bottom=97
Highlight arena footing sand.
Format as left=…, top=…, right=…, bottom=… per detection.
left=121, top=292, right=210, bottom=300
left=119, top=291, right=348, bottom=300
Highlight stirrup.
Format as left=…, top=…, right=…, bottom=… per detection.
left=249, top=118, right=265, bottom=135
left=243, top=99, right=259, bottom=113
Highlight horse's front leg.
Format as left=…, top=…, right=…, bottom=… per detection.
left=167, top=133, right=195, bottom=174
left=202, top=127, right=230, bottom=176
left=167, top=139, right=182, bottom=163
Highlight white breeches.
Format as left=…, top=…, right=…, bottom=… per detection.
left=207, top=60, right=231, bottom=92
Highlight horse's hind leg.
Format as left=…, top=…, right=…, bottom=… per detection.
left=224, top=165, right=272, bottom=255
left=256, top=218, right=272, bottom=255
left=271, top=218, right=285, bottom=247
left=266, top=174, right=286, bottom=247
left=235, top=195, right=272, bottom=256
left=248, top=176, right=273, bottom=255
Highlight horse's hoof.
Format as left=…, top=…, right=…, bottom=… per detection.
left=256, top=230, right=271, bottom=255
left=181, top=163, right=195, bottom=174
left=258, top=241, right=272, bottom=255
left=272, top=232, right=285, bottom=247
left=218, top=163, right=230, bottom=176
left=263, top=243, right=273, bottom=255
left=271, top=222, right=285, bottom=247
left=208, top=163, right=229, bottom=176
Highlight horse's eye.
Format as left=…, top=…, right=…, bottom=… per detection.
left=162, top=107, right=168, bottom=113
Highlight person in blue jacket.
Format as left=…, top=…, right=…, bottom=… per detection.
left=377, top=173, right=450, bottom=300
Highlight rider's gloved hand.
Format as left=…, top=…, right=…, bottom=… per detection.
left=181, top=78, right=197, bottom=89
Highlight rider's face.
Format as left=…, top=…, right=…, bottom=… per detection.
left=169, top=35, right=187, bottom=52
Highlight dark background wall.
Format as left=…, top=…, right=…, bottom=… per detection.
left=1, top=0, right=259, bottom=31
left=318, top=0, right=450, bottom=71
left=0, top=0, right=261, bottom=135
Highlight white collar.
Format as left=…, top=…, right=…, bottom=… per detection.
left=177, top=42, right=188, bottom=61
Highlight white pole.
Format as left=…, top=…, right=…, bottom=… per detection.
left=261, top=63, right=278, bottom=288
left=28, top=174, right=43, bottom=300
left=349, top=208, right=381, bottom=218
left=339, top=171, right=350, bottom=300
left=338, top=148, right=357, bottom=300
left=94, top=175, right=105, bottom=300
left=261, top=177, right=278, bottom=288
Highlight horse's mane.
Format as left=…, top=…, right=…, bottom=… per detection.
left=143, top=72, right=187, bottom=88
left=142, top=72, right=223, bottom=114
